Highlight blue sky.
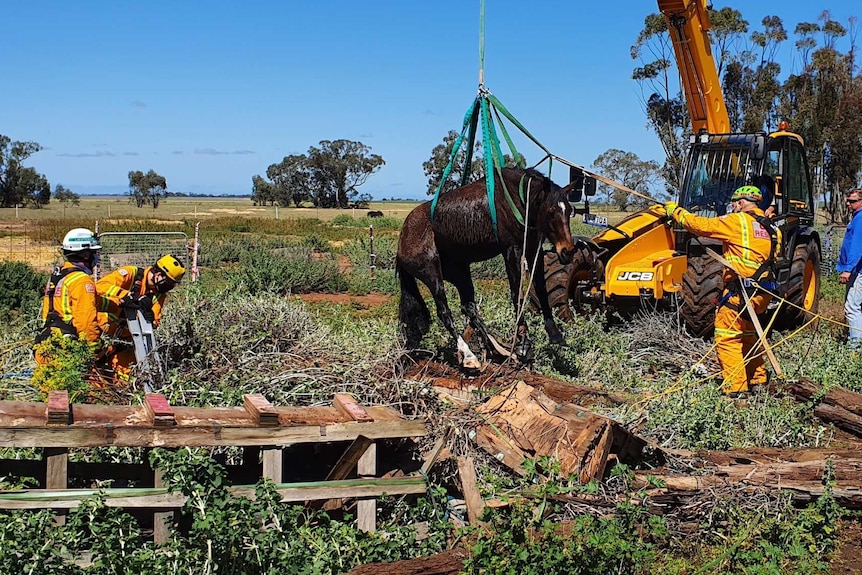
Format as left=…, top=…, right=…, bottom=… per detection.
left=1, top=1, right=858, bottom=199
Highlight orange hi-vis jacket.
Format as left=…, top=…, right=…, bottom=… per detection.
left=39, top=262, right=108, bottom=351
left=96, top=266, right=167, bottom=337
left=671, top=206, right=776, bottom=284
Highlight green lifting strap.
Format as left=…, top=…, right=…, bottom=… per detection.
left=460, top=102, right=480, bottom=187
left=430, top=98, right=479, bottom=222
left=479, top=97, right=498, bottom=236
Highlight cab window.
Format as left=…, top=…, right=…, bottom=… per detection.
left=785, top=140, right=810, bottom=208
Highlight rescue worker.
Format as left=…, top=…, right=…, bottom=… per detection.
left=666, top=185, right=780, bottom=396
left=837, top=188, right=862, bottom=349
left=95, top=255, right=185, bottom=382
left=34, top=228, right=107, bottom=362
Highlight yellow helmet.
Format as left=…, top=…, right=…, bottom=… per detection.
left=155, top=255, right=186, bottom=283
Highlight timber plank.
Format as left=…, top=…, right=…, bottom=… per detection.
left=334, top=394, right=373, bottom=422
left=0, top=476, right=427, bottom=510
left=144, top=394, right=175, bottom=427
left=243, top=394, right=279, bottom=427
left=0, top=419, right=427, bottom=448
left=46, top=391, right=70, bottom=425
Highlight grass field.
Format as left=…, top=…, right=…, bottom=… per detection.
left=0, top=196, right=423, bottom=223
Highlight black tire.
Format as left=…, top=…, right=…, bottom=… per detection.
left=679, top=254, right=725, bottom=338
left=531, top=244, right=597, bottom=321
left=774, top=240, right=821, bottom=330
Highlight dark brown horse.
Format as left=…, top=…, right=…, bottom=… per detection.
left=396, top=167, right=575, bottom=369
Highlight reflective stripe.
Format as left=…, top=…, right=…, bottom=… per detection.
left=715, top=327, right=743, bottom=337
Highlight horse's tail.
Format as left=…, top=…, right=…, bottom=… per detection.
left=396, top=260, right=431, bottom=349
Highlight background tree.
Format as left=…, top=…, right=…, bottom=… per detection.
left=779, top=13, right=861, bottom=222
left=128, top=169, right=168, bottom=208
left=53, top=185, right=80, bottom=216
left=592, top=149, right=662, bottom=211
left=251, top=175, right=276, bottom=206
left=306, top=140, right=384, bottom=208
left=422, top=130, right=522, bottom=196
left=266, top=154, right=311, bottom=207
left=0, top=134, right=51, bottom=208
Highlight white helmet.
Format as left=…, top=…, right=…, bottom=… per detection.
left=62, top=228, right=102, bottom=252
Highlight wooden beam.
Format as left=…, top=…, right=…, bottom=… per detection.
left=420, top=432, right=450, bottom=475
left=262, top=448, right=282, bottom=483
left=0, top=419, right=427, bottom=448
left=153, top=469, right=171, bottom=544
left=325, top=436, right=374, bottom=482
left=457, top=456, right=485, bottom=526
left=46, top=391, right=70, bottom=425
left=356, top=442, right=377, bottom=532
left=0, top=476, right=427, bottom=510
left=333, top=394, right=373, bottom=422
left=144, top=394, right=175, bottom=427
left=243, top=394, right=279, bottom=427
left=44, top=447, right=68, bottom=525
left=311, top=435, right=374, bottom=511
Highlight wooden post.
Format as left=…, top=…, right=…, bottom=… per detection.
left=457, top=456, right=486, bottom=526
left=262, top=448, right=283, bottom=483
left=45, top=447, right=68, bottom=525
left=356, top=442, right=377, bottom=532
left=153, top=468, right=172, bottom=544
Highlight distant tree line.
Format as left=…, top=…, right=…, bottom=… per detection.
left=251, top=139, right=384, bottom=208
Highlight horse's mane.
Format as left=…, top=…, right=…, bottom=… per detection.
left=499, top=167, right=558, bottom=194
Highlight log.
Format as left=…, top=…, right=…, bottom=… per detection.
left=343, top=548, right=468, bottom=575
left=472, top=382, right=644, bottom=479
left=786, top=378, right=862, bottom=416
left=813, top=403, right=862, bottom=437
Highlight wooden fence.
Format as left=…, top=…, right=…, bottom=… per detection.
left=0, top=391, right=427, bottom=542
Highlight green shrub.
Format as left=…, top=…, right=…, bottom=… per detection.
left=341, top=235, right=397, bottom=270
left=0, top=261, right=46, bottom=317
left=301, top=233, right=330, bottom=253
left=225, top=247, right=345, bottom=295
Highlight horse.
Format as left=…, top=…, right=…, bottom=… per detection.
left=396, top=167, right=575, bottom=370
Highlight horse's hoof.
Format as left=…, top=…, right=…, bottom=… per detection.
left=546, top=327, right=565, bottom=346
left=460, top=354, right=482, bottom=372
left=514, top=340, right=533, bottom=363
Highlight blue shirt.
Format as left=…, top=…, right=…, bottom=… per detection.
left=837, top=208, right=862, bottom=274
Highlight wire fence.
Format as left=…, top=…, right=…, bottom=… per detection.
left=0, top=222, right=200, bottom=281
left=95, top=231, right=192, bottom=279
left=820, top=225, right=846, bottom=278
left=0, top=222, right=62, bottom=271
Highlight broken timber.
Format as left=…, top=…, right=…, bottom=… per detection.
left=0, top=393, right=427, bottom=536
left=785, top=378, right=862, bottom=437
left=472, top=382, right=645, bottom=482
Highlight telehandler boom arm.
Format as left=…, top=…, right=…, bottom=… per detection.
left=658, top=0, right=730, bottom=134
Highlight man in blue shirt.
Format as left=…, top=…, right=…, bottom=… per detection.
left=838, top=188, right=862, bottom=349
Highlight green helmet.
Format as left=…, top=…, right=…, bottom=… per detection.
left=731, top=185, right=763, bottom=203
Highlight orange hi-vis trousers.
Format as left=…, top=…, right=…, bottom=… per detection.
left=714, top=290, right=772, bottom=394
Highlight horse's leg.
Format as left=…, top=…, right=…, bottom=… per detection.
left=442, top=259, right=509, bottom=359
left=428, top=260, right=481, bottom=371
left=502, top=246, right=533, bottom=362
left=523, top=237, right=565, bottom=345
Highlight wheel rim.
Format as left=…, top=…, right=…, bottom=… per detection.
left=802, top=258, right=817, bottom=311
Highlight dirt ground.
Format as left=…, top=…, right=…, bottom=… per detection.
left=296, top=292, right=391, bottom=308
left=832, top=521, right=862, bottom=574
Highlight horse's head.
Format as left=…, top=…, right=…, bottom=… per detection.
left=537, top=177, right=576, bottom=265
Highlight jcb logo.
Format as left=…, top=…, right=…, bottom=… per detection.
left=617, top=271, right=654, bottom=281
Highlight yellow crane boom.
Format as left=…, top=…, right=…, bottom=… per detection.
left=658, top=0, right=730, bottom=134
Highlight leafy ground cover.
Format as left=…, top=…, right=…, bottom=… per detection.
left=0, top=212, right=860, bottom=574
